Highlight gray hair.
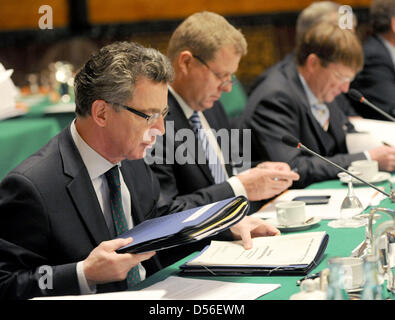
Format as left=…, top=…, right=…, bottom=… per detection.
left=296, top=1, right=343, bottom=43
left=74, top=41, right=174, bottom=117
left=370, top=0, right=395, bottom=34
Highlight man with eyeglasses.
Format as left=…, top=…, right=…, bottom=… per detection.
left=242, top=22, right=395, bottom=188
left=0, top=41, right=174, bottom=299
left=149, top=11, right=299, bottom=268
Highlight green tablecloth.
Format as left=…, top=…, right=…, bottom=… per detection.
left=0, top=95, right=75, bottom=181
left=0, top=118, right=61, bottom=181
left=22, top=94, right=75, bottom=129
left=134, top=179, right=394, bottom=300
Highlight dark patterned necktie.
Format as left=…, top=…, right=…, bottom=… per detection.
left=189, top=111, right=227, bottom=183
left=105, top=166, right=141, bottom=288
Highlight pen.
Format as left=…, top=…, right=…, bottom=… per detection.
left=382, top=141, right=394, bottom=147
left=296, top=271, right=321, bottom=286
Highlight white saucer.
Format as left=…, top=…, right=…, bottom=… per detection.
left=340, top=171, right=391, bottom=185
left=266, top=217, right=321, bottom=232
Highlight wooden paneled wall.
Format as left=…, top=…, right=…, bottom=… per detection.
left=88, top=0, right=371, bottom=23
left=0, top=0, right=371, bottom=30
left=0, top=0, right=68, bottom=30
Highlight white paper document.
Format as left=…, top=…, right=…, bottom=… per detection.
left=142, top=276, right=280, bottom=300
left=346, top=132, right=383, bottom=153
left=349, top=118, right=395, bottom=147
left=186, top=232, right=326, bottom=267
left=252, top=188, right=384, bottom=220
left=32, top=276, right=279, bottom=300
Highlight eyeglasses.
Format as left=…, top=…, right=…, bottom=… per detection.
left=331, top=69, right=354, bottom=84
left=107, top=101, right=169, bottom=125
left=192, top=54, right=235, bottom=89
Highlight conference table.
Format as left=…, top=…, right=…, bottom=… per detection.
left=134, top=178, right=395, bottom=300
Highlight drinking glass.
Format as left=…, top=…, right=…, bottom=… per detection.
left=331, top=172, right=364, bottom=228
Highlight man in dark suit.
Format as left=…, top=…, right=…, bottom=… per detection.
left=248, top=1, right=359, bottom=118
left=243, top=22, right=395, bottom=188
left=350, top=0, right=395, bottom=119
left=148, top=12, right=299, bottom=267
left=0, top=42, right=174, bottom=299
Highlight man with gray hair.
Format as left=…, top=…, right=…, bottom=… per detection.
left=350, top=0, right=395, bottom=119
left=0, top=41, right=173, bottom=299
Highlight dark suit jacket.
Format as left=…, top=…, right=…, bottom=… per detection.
left=149, top=92, right=251, bottom=267
left=350, top=35, right=395, bottom=119
left=242, top=59, right=366, bottom=188
left=0, top=126, right=162, bottom=300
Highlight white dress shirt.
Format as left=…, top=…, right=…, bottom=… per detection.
left=70, top=121, right=146, bottom=294
left=168, top=86, right=247, bottom=197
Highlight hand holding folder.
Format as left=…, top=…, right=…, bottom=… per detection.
left=116, top=196, right=249, bottom=254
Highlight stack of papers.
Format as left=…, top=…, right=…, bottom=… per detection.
left=32, top=276, right=280, bottom=300
left=252, top=188, right=384, bottom=220
left=116, top=196, right=249, bottom=254
left=179, top=231, right=328, bottom=276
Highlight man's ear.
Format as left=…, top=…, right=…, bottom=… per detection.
left=177, top=50, right=194, bottom=75
left=305, top=53, right=321, bottom=73
left=391, top=17, right=395, bottom=35
left=90, top=100, right=108, bottom=127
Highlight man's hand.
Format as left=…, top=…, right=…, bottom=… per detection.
left=237, top=165, right=299, bottom=201
left=230, top=216, right=280, bottom=250
left=83, top=238, right=155, bottom=286
left=368, top=145, right=395, bottom=171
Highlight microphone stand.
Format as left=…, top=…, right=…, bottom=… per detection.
left=296, top=142, right=393, bottom=200
left=361, top=98, right=395, bottom=122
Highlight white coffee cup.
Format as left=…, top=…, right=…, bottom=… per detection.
left=275, top=201, right=306, bottom=226
left=328, top=257, right=364, bottom=290
left=349, top=160, right=378, bottom=181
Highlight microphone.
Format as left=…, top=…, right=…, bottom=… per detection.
left=281, top=135, right=392, bottom=199
left=348, top=89, right=395, bottom=122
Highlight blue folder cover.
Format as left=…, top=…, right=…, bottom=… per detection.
left=116, top=196, right=248, bottom=253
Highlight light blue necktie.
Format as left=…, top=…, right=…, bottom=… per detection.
left=105, top=166, right=141, bottom=288
left=189, top=111, right=227, bottom=184
left=311, top=102, right=330, bottom=131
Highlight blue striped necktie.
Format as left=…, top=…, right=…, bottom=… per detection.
left=189, top=111, right=227, bottom=184
left=105, top=166, right=141, bottom=288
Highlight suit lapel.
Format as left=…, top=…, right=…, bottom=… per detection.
left=327, top=100, right=348, bottom=149
left=59, top=126, right=112, bottom=245
left=373, top=35, right=395, bottom=70
left=168, top=92, right=216, bottom=184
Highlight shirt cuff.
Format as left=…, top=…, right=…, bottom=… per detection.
left=227, top=176, right=248, bottom=198
left=363, top=151, right=371, bottom=160
left=76, top=261, right=97, bottom=295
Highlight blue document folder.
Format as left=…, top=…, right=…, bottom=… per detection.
left=116, top=196, right=249, bottom=254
